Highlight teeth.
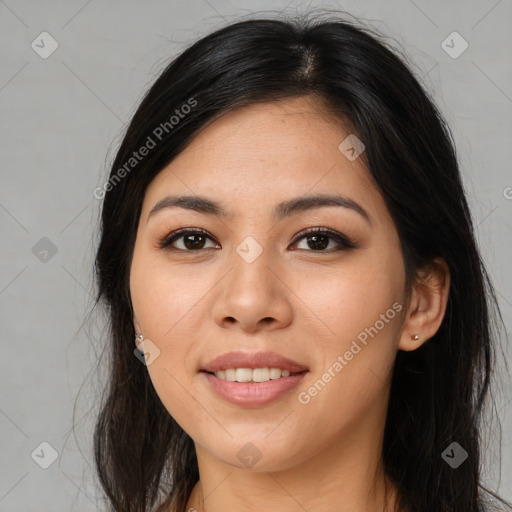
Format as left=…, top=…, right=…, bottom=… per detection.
left=213, top=367, right=294, bottom=382
left=236, top=368, right=252, bottom=382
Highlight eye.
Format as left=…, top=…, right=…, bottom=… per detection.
left=158, top=226, right=357, bottom=253
left=158, top=228, right=219, bottom=251
left=290, top=227, right=357, bottom=252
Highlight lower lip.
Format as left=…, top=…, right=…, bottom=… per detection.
left=201, top=371, right=308, bottom=408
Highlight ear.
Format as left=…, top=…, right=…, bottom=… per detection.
left=133, top=313, right=142, bottom=335
left=398, top=257, right=450, bottom=351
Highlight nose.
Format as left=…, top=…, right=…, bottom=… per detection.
left=212, top=251, right=293, bottom=333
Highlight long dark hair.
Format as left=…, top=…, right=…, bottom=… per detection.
left=91, top=11, right=511, bottom=512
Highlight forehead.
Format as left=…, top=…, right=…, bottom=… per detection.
left=142, top=96, right=387, bottom=224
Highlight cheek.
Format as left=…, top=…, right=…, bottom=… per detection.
left=305, top=275, right=401, bottom=388
left=130, top=250, right=206, bottom=431
left=298, top=248, right=404, bottom=399
left=130, top=245, right=209, bottom=340
left=294, top=278, right=402, bottom=445
left=302, top=255, right=403, bottom=345
left=130, top=249, right=189, bottom=383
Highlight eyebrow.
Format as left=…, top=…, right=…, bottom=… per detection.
left=147, top=193, right=372, bottom=226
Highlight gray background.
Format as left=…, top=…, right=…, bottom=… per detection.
left=1, top=1, right=511, bottom=510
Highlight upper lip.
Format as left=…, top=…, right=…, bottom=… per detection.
left=201, top=351, right=309, bottom=373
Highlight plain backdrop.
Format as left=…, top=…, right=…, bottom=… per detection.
left=0, top=1, right=511, bottom=510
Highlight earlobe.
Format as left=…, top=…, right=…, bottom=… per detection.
left=133, top=314, right=144, bottom=349
left=398, top=257, right=450, bottom=352
left=135, top=332, right=144, bottom=350
left=133, top=313, right=142, bottom=336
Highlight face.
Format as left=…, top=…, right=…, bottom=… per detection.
left=129, top=95, right=409, bottom=472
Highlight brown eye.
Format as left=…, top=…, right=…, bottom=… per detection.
left=291, top=227, right=357, bottom=252
left=159, top=228, right=219, bottom=251
left=301, top=234, right=330, bottom=251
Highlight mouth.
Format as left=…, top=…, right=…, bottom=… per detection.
left=200, top=369, right=308, bottom=407
left=199, top=351, right=309, bottom=407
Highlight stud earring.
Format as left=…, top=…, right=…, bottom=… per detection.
left=135, top=332, right=144, bottom=349
left=411, top=334, right=420, bottom=341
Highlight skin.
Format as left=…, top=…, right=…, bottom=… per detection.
left=129, top=95, right=450, bottom=512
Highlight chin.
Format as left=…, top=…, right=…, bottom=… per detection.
left=201, top=438, right=309, bottom=473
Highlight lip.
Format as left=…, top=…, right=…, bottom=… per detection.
left=201, top=351, right=308, bottom=373
left=201, top=371, right=308, bottom=408
left=200, top=351, right=309, bottom=408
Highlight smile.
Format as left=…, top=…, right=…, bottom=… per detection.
left=201, top=369, right=308, bottom=407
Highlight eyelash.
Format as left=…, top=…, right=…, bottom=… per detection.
left=158, top=227, right=358, bottom=253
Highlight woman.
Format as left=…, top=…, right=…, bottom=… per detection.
left=92, top=12, right=512, bottom=512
